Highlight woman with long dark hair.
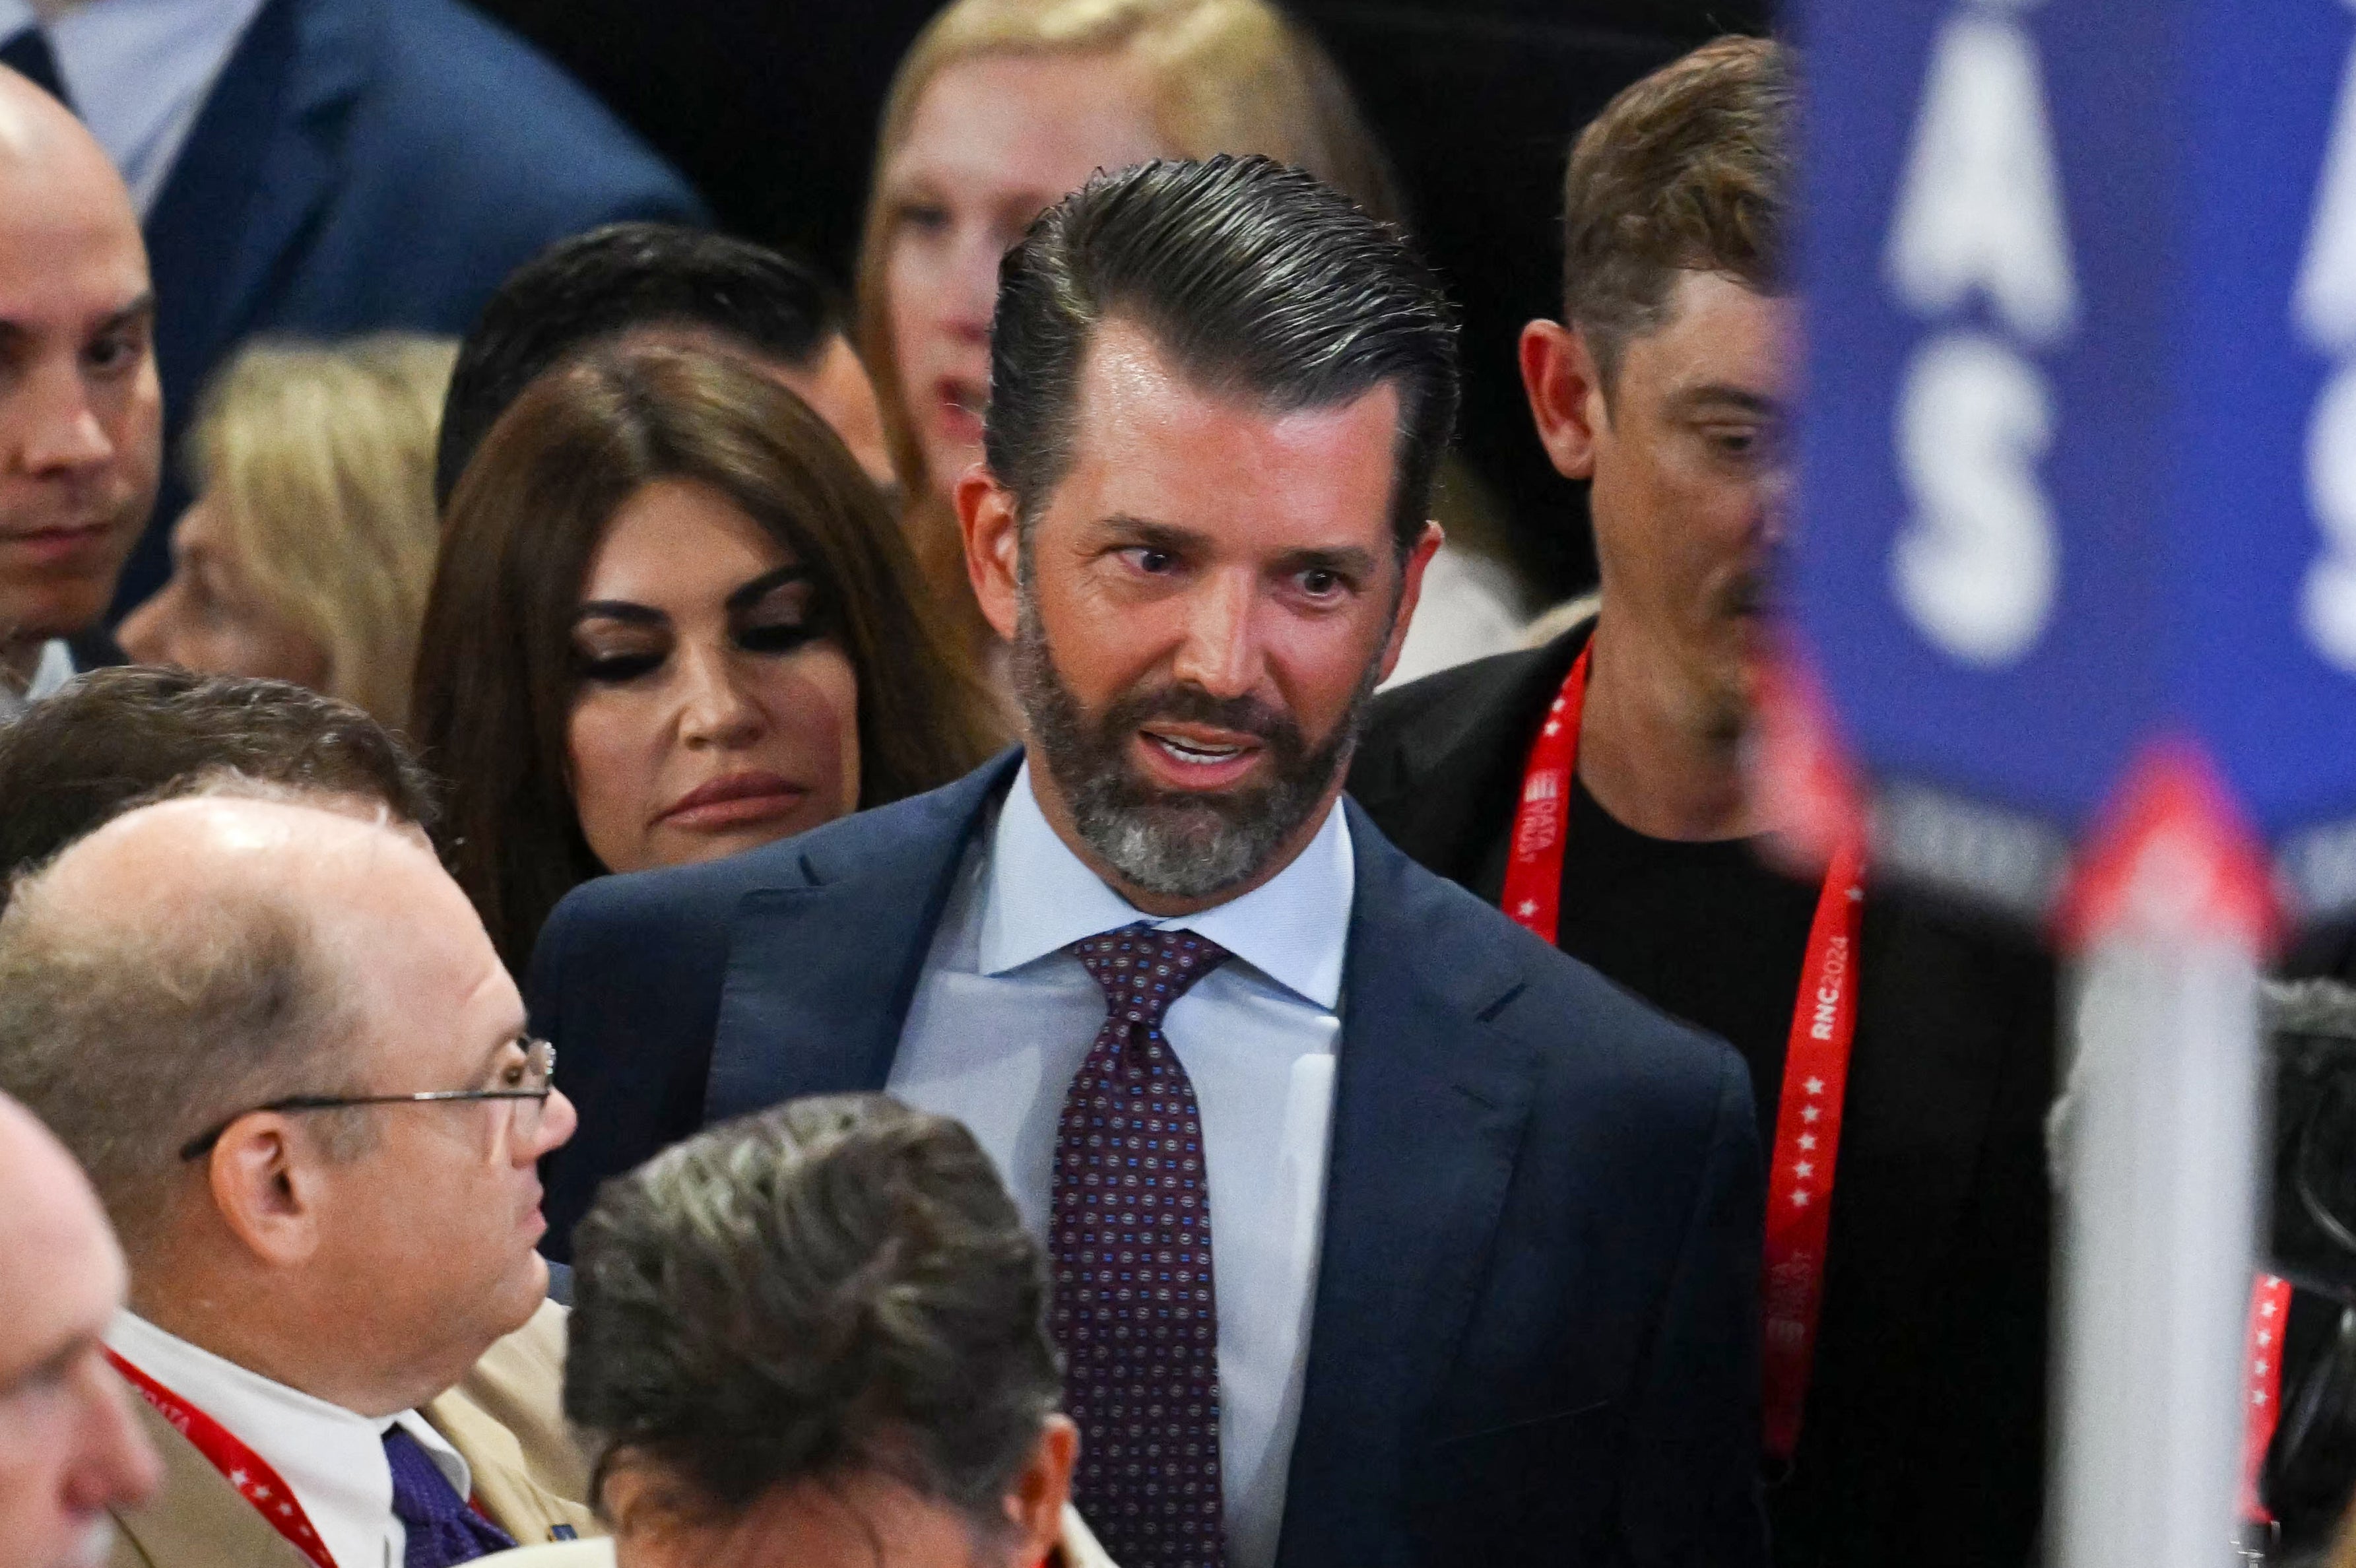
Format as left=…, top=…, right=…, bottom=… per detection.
left=414, top=344, right=997, bottom=969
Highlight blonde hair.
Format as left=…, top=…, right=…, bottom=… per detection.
left=185, top=336, right=455, bottom=731
left=855, top=0, right=1402, bottom=661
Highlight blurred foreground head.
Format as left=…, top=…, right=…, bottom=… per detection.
left=1521, top=35, right=1793, bottom=735
left=0, top=66, right=160, bottom=693
left=0, top=789, right=575, bottom=1418
left=439, top=224, right=894, bottom=502
left=566, top=1095, right=1086, bottom=1568
left=0, top=667, right=435, bottom=895
left=0, top=1092, right=159, bottom=1568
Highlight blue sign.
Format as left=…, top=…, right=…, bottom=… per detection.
left=1792, top=0, right=2356, bottom=909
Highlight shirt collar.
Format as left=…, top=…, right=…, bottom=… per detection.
left=7, top=0, right=272, bottom=215
left=977, top=759, right=1354, bottom=1009
left=107, top=1311, right=473, bottom=1568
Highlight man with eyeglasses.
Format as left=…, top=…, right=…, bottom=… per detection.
left=0, top=785, right=594, bottom=1567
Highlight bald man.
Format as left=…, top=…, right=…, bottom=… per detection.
left=0, top=64, right=159, bottom=715
left=0, top=785, right=598, bottom=1567
left=0, top=1093, right=160, bottom=1568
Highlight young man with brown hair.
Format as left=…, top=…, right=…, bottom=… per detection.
left=1348, top=38, right=2058, bottom=1568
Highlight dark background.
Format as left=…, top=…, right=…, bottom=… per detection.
left=473, top=0, right=1772, bottom=603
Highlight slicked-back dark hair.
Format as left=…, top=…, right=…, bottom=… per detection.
left=985, top=154, right=1458, bottom=556
left=0, top=668, right=436, bottom=892
left=436, top=224, right=847, bottom=507
left=565, top=1094, right=1061, bottom=1536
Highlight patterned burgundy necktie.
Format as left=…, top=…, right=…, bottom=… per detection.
left=1053, top=924, right=1231, bottom=1568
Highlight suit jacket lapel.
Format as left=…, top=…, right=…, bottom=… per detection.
left=144, top=0, right=364, bottom=414
left=704, top=754, right=1022, bottom=1121
left=110, top=1397, right=313, bottom=1568
left=422, top=1387, right=599, bottom=1548
left=1276, top=806, right=1542, bottom=1559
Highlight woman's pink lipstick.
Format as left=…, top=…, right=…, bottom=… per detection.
left=656, top=771, right=810, bottom=832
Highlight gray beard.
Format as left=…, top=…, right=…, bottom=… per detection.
left=1009, top=584, right=1380, bottom=901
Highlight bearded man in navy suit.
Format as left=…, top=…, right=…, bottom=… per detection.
left=529, top=155, right=1766, bottom=1568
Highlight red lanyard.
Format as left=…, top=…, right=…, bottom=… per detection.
left=105, top=1347, right=339, bottom=1568
left=2241, top=1274, right=2293, bottom=1526
left=1501, top=641, right=1865, bottom=1462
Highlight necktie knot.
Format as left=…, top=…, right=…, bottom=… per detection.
left=1068, top=925, right=1231, bottom=1035
left=382, top=1425, right=515, bottom=1567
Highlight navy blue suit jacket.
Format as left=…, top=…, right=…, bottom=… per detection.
left=120, top=0, right=705, bottom=609
left=529, top=755, right=1768, bottom=1567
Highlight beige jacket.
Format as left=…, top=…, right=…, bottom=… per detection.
left=476, top=1504, right=1119, bottom=1568
left=107, top=1301, right=602, bottom=1567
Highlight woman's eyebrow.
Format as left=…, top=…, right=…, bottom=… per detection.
left=726, top=565, right=814, bottom=614
left=571, top=601, right=667, bottom=627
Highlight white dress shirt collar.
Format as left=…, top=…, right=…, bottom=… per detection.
left=0, top=0, right=273, bottom=215
left=979, top=759, right=1353, bottom=1010
left=0, top=639, right=77, bottom=723
left=107, top=1311, right=472, bottom=1568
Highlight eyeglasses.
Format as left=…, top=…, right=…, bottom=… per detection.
left=177, top=1037, right=557, bottom=1161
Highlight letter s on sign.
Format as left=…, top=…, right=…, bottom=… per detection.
left=1892, top=332, right=2060, bottom=668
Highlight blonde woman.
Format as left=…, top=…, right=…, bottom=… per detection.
left=857, top=0, right=1410, bottom=692
left=119, top=335, right=454, bottom=730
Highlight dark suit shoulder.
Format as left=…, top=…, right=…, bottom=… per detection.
left=1352, top=805, right=1751, bottom=1127
left=347, top=0, right=703, bottom=222
left=1349, top=623, right=1591, bottom=889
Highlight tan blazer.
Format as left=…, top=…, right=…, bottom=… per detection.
left=476, top=1503, right=1120, bottom=1568
left=107, top=1301, right=602, bottom=1567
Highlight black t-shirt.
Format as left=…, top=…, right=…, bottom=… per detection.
left=1553, top=775, right=1822, bottom=1150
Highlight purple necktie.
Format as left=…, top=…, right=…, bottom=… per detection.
left=1054, top=925, right=1231, bottom=1568
left=383, top=1425, right=516, bottom=1568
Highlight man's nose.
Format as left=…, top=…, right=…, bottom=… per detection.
left=1167, top=570, right=1262, bottom=700
left=65, top=1364, right=162, bottom=1517
left=527, top=1087, right=579, bottom=1159
left=14, top=363, right=116, bottom=476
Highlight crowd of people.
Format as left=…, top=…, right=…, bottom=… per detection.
left=1, top=3, right=2351, bottom=1568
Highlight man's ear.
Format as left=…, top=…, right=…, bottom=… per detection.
left=1521, top=319, right=1608, bottom=482
left=204, top=1116, right=326, bottom=1269
left=1002, top=1414, right=1078, bottom=1565
left=957, top=465, right=1023, bottom=643
left=1373, top=520, right=1447, bottom=688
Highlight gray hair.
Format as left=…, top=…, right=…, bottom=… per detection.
left=0, top=782, right=372, bottom=1253
left=564, top=1095, right=1061, bottom=1542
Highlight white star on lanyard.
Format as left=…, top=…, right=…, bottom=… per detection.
left=1791, top=1189, right=1811, bottom=1206
left=2255, top=1390, right=2270, bottom=1406
left=1517, top=899, right=1538, bottom=919
left=1802, top=1105, right=1821, bottom=1123
left=1544, top=720, right=1561, bottom=736
left=1794, top=1161, right=1815, bottom=1179
left=1847, top=886, right=1863, bottom=902
left=2263, top=1299, right=2280, bottom=1317
left=1806, top=1076, right=1826, bottom=1095
left=1798, top=1134, right=1817, bottom=1151
left=228, top=1470, right=247, bottom=1488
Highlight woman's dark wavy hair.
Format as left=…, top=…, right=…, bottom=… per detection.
left=564, top=1095, right=1061, bottom=1535
left=412, top=346, right=998, bottom=970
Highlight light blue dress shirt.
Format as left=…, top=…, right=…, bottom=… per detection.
left=0, top=0, right=271, bottom=215
left=890, top=762, right=1351, bottom=1568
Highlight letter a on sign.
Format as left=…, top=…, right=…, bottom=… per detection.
left=1887, top=11, right=2078, bottom=346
